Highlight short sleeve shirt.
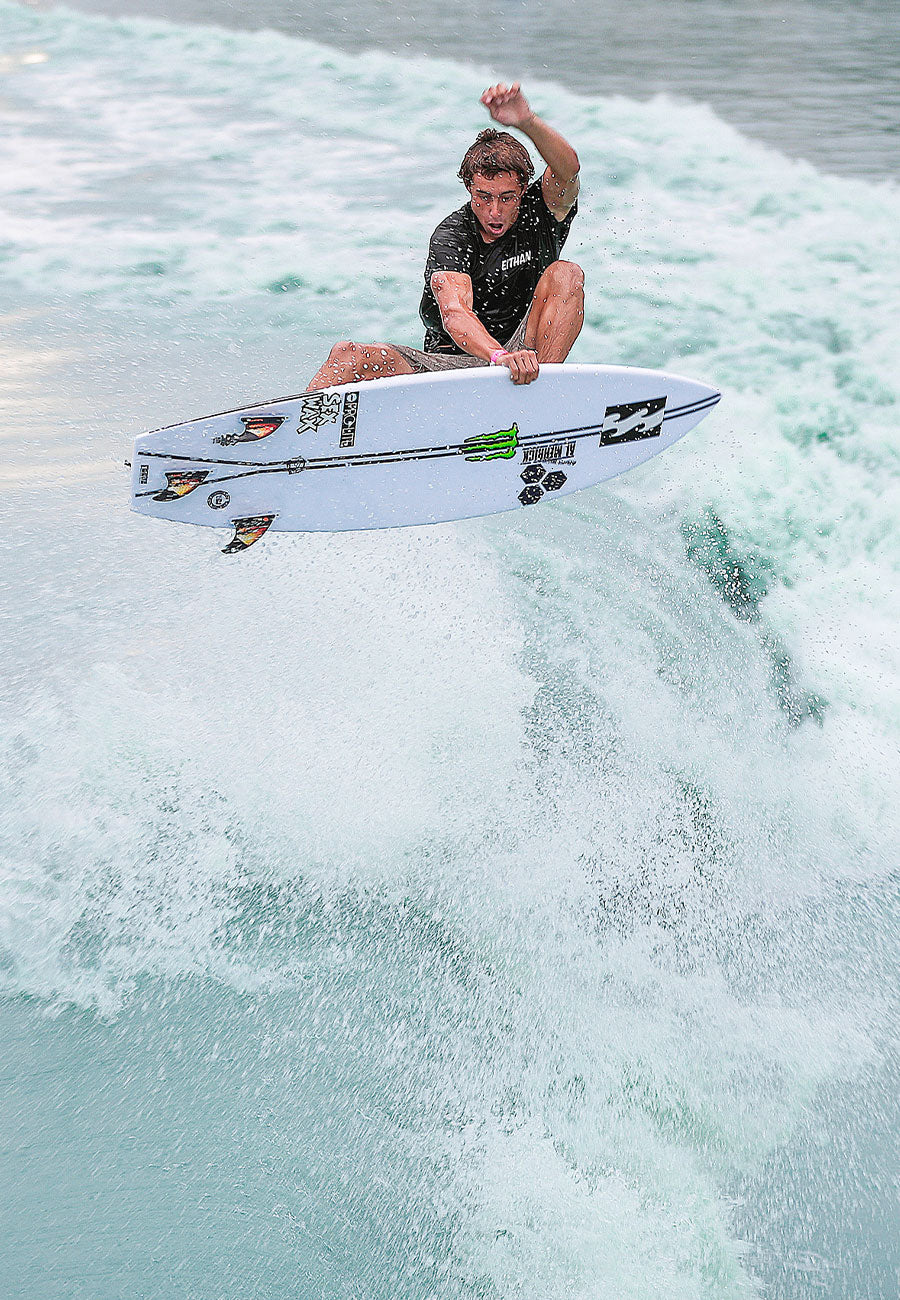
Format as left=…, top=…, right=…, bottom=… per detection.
left=418, top=179, right=578, bottom=353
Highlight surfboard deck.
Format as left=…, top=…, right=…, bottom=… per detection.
left=130, top=364, right=720, bottom=550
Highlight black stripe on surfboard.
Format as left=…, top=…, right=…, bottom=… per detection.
left=664, top=393, right=721, bottom=419
left=138, top=396, right=717, bottom=473
left=135, top=430, right=606, bottom=489
left=136, top=417, right=612, bottom=476
left=135, top=443, right=529, bottom=496
left=134, top=450, right=453, bottom=497
left=133, top=466, right=303, bottom=498
left=134, top=395, right=720, bottom=491
left=143, top=383, right=720, bottom=439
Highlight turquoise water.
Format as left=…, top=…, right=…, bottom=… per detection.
left=1, top=3, right=899, bottom=1297
left=56, top=0, right=900, bottom=178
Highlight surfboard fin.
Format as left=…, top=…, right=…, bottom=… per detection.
left=222, top=514, right=276, bottom=554
left=214, top=415, right=285, bottom=446
left=153, top=470, right=210, bottom=501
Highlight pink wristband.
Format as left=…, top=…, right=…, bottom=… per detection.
left=489, top=349, right=509, bottom=366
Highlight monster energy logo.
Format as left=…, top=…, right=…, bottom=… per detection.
left=463, top=423, right=519, bottom=461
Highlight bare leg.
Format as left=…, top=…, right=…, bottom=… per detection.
left=523, top=260, right=585, bottom=362
left=306, top=341, right=418, bottom=392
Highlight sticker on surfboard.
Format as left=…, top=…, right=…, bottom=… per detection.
left=518, top=465, right=567, bottom=505
left=599, top=397, right=666, bottom=445
left=463, top=424, right=519, bottom=461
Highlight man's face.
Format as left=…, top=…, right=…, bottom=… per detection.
left=468, top=171, right=525, bottom=242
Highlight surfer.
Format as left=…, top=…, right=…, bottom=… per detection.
left=306, top=82, right=582, bottom=389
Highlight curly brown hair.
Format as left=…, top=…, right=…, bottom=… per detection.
left=457, top=129, right=535, bottom=189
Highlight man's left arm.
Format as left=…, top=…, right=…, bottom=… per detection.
left=481, top=82, right=580, bottom=220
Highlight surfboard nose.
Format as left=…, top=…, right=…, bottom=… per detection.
left=701, top=381, right=722, bottom=405
left=675, top=379, right=721, bottom=420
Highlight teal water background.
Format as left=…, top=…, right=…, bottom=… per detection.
left=1, top=2, right=898, bottom=1297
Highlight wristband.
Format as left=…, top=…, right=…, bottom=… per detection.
left=489, top=349, right=509, bottom=366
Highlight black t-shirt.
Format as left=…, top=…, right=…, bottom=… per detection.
left=418, top=179, right=578, bottom=353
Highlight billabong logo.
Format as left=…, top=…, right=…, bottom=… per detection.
left=153, top=470, right=209, bottom=501
left=222, top=514, right=276, bottom=555
left=599, top=397, right=666, bottom=445
left=214, top=415, right=285, bottom=447
left=464, top=423, right=519, bottom=461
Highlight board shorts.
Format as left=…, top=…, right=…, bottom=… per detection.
left=393, top=316, right=529, bottom=374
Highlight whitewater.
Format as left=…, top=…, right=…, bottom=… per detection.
left=1, top=3, right=898, bottom=1297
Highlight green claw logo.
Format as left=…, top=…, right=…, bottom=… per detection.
left=463, top=423, right=519, bottom=461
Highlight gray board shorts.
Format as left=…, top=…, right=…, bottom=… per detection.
left=393, top=317, right=528, bottom=374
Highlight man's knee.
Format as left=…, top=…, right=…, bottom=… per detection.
left=543, top=260, right=584, bottom=296
left=328, top=339, right=359, bottom=365
left=325, top=340, right=411, bottom=382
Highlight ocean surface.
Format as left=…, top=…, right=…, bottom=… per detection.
left=1, top=1, right=899, bottom=1297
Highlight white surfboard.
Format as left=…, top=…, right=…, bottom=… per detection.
left=130, top=364, right=719, bottom=552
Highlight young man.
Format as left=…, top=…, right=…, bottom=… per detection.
left=306, top=82, right=583, bottom=390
